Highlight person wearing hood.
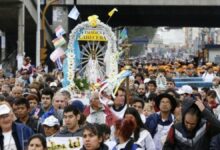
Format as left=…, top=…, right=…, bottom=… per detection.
left=163, top=97, right=220, bottom=150
left=145, top=93, right=177, bottom=150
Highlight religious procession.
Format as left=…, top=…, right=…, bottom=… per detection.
left=1, top=5, right=220, bottom=150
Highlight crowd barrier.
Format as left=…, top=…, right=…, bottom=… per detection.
left=173, top=77, right=212, bottom=88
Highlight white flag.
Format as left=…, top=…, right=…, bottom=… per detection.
left=55, top=25, right=66, bottom=37
left=68, top=6, right=80, bottom=20
left=50, top=47, right=65, bottom=62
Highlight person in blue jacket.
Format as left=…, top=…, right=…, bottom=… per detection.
left=145, top=93, right=177, bottom=150
left=0, top=103, right=34, bottom=150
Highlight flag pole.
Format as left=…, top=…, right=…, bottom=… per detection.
left=106, top=8, right=118, bottom=24
left=121, top=40, right=132, bottom=107
left=106, top=17, right=111, bottom=24
left=78, top=15, right=82, bottom=23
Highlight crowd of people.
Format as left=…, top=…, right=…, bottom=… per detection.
left=0, top=56, right=220, bottom=150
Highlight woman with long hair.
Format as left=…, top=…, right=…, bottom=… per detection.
left=81, top=123, right=108, bottom=150
left=124, top=107, right=155, bottom=150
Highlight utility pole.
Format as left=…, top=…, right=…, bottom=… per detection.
left=1, top=31, right=6, bottom=61
left=17, top=1, right=25, bottom=70
left=36, top=0, right=41, bottom=66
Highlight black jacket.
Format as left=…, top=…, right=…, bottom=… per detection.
left=163, top=98, right=220, bottom=150
left=16, top=117, right=40, bottom=133
left=80, top=143, right=109, bottom=150
left=210, top=133, right=220, bottom=150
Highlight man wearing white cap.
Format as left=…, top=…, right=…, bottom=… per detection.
left=177, top=85, right=193, bottom=102
left=0, top=104, right=34, bottom=150
left=42, top=115, right=60, bottom=137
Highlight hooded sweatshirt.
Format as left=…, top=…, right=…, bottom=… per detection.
left=55, top=126, right=83, bottom=137
left=163, top=98, right=220, bottom=150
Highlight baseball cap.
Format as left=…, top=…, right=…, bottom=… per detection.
left=144, top=78, right=151, bottom=84
left=177, top=85, right=193, bottom=95
left=71, top=100, right=85, bottom=113
left=42, top=116, right=60, bottom=127
left=50, top=82, right=57, bottom=87
left=0, top=104, right=11, bottom=115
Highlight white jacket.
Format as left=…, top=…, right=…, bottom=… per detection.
left=134, top=129, right=156, bottom=150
